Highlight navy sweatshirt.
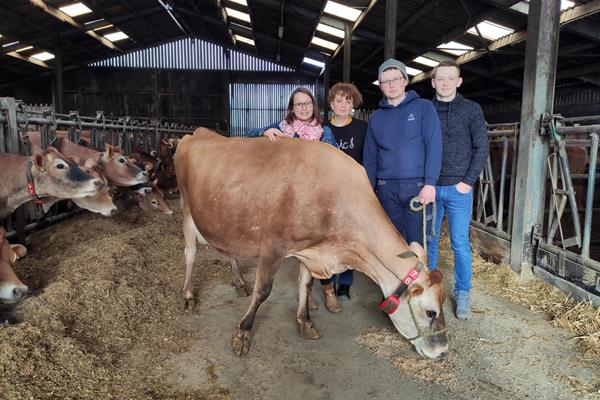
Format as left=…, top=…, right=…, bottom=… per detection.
left=431, top=94, right=489, bottom=187
left=363, top=90, right=442, bottom=188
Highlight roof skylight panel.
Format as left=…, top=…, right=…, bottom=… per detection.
left=323, top=1, right=361, bottom=22
left=467, top=21, right=514, bottom=41
left=59, top=2, right=92, bottom=17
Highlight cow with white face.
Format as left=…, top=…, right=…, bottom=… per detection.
left=176, top=128, right=448, bottom=359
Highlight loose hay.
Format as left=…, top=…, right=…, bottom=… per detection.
left=0, top=201, right=233, bottom=400
left=437, top=232, right=600, bottom=358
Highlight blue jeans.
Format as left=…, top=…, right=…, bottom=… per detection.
left=376, top=179, right=432, bottom=246
left=428, top=184, right=473, bottom=292
left=320, top=270, right=353, bottom=286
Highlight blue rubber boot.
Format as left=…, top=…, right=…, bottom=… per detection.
left=455, top=290, right=471, bottom=320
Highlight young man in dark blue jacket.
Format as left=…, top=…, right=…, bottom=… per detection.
left=428, top=60, right=489, bottom=320
left=363, top=59, right=442, bottom=249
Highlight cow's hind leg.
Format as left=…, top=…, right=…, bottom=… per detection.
left=296, top=263, right=321, bottom=339
left=181, top=197, right=198, bottom=310
left=231, top=248, right=280, bottom=356
left=230, top=258, right=251, bottom=297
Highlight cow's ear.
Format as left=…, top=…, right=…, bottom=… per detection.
left=429, top=270, right=443, bottom=285
left=34, top=154, right=45, bottom=171
left=68, top=155, right=81, bottom=165
left=161, top=138, right=169, bottom=145
left=143, top=162, right=153, bottom=172
left=103, top=143, right=114, bottom=160
left=152, top=178, right=158, bottom=186
left=409, top=241, right=428, bottom=266
left=10, top=244, right=27, bottom=260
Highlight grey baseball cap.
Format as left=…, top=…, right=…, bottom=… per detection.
left=378, top=58, right=408, bottom=80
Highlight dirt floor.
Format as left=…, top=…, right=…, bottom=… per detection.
left=1, top=198, right=599, bottom=399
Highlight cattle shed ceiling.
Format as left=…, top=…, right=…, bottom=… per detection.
left=1, top=0, right=600, bottom=107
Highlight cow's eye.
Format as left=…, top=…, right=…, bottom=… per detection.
left=426, top=310, right=437, bottom=319
left=118, top=157, right=126, bottom=163
left=151, top=200, right=158, bottom=205
left=56, top=163, right=66, bottom=170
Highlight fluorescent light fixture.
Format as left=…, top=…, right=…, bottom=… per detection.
left=372, top=80, right=379, bottom=86
left=2, top=41, right=19, bottom=48
left=235, top=34, right=255, bottom=46
left=59, top=2, right=92, bottom=17
left=468, top=21, right=514, bottom=41
left=103, top=31, right=128, bottom=42
left=413, top=56, right=439, bottom=68
left=15, top=46, right=34, bottom=52
left=311, top=36, right=339, bottom=51
left=228, top=0, right=248, bottom=5
left=437, top=41, right=473, bottom=56
left=324, top=1, right=361, bottom=22
left=316, top=23, right=345, bottom=39
left=84, top=18, right=104, bottom=25
left=225, top=7, right=251, bottom=23
left=31, top=51, right=55, bottom=61
left=93, top=24, right=113, bottom=31
left=406, top=66, right=423, bottom=76
left=303, top=57, right=325, bottom=68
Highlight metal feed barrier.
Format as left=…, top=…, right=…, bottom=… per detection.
left=0, top=96, right=194, bottom=244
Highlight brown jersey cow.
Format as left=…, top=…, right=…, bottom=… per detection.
left=175, top=128, right=448, bottom=359
left=0, top=227, right=28, bottom=306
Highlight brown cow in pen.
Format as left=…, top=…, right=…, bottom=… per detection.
left=0, top=227, right=28, bottom=306
left=175, top=128, right=448, bottom=359
left=0, top=146, right=103, bottom=220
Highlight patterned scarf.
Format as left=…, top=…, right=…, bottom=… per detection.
left=279, top=118, right=323, bottom=141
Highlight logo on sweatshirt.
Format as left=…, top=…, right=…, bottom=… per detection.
left=408, top=113, right=415, bottom=121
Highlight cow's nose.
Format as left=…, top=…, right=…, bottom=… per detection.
left=93, top=179, right=105, bottom=189
left=13, top=286, right=28, bottom=301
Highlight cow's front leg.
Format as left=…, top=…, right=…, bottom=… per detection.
left=231, top=248, right=280, bottom=356
left=296, top=263, right=321, bottom=340
left=230, top=258, right=251, bottom=297
left=181, top=199, right=197, bottom=310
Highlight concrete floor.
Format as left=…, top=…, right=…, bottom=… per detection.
left=170, top=253, right=600, bottom=400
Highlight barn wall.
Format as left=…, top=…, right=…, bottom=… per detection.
left=1, top=68, right=315, bottom=130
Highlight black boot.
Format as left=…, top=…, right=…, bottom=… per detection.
left=336, top=284, right=351, bottom=299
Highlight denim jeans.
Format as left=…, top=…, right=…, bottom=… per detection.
left=320, top=270, right=353, bottom=286
left=376, top=179, right=432, bottom=246
left=428, top=184, right=473, bottom=292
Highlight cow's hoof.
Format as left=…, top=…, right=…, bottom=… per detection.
left=234, top=283, right=251, bottom=297
left=231, top=329, right=252, bottom=356
left=297, top=318, right=321, bottom=340
left=183, top=297, right=197, bottom=311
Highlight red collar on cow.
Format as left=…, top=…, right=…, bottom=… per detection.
left=26, top=160, right=45, bottom=205
left=378, top=250, right=423, bottom=314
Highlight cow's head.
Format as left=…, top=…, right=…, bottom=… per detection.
left=133, top=180, right=173, bottom=215
left=71, top=160, right=117, bottom=217
left=0, top=227, right=28, bottom=306
left=32, top=146, right=104, bottom=200
left=100, top=143, right=148, bottom=186
left=386, top=242, right=448, bottom=359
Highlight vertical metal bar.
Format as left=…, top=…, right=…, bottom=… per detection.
left=344, top=23, right=351, bottom=83
left=497, top=136, right=508, bottom=231
left=509, top=0, right=560, bottom=271
left=557, top=139, right=582, bottom=247
left=582, top=132, right=598, bottom=258
left=507, top=129, right=518, bottom=234
left=384, top=0, right=398, bottom=60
